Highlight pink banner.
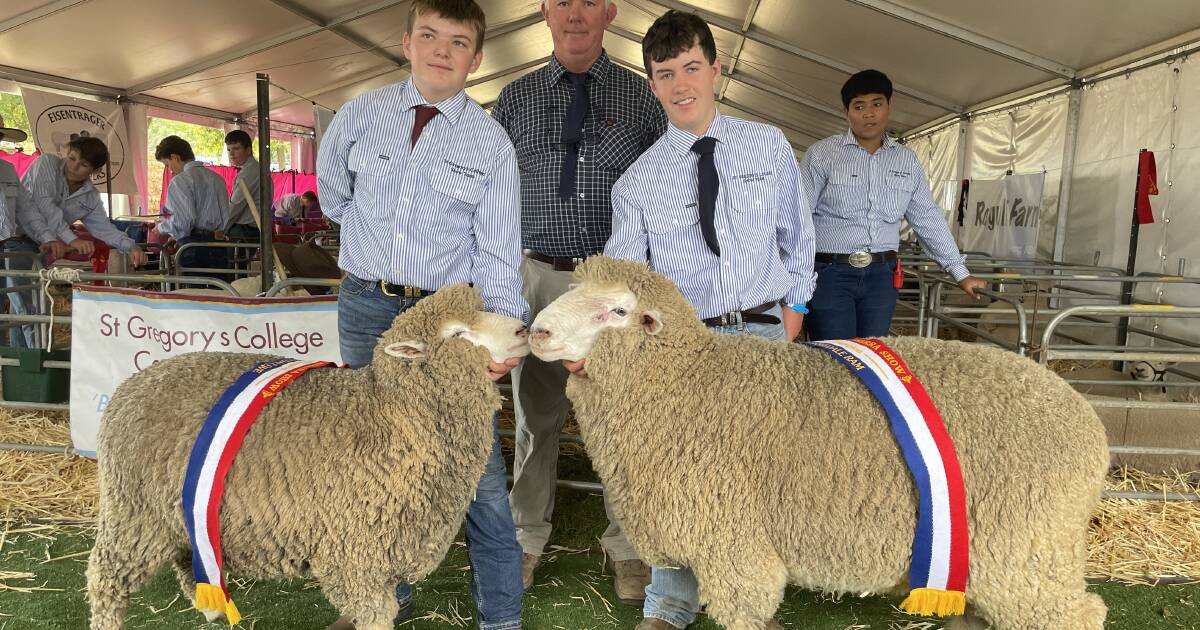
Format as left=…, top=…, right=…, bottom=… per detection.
left=0, top=150, right=41, bottom=179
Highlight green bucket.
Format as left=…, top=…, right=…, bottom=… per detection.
left=0, top=347, right=71, bottom=404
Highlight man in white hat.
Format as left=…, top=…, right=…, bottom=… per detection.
left=0, top=117, right=31, bottom=346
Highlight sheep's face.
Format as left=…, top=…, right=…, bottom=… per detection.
left=384, top=311, right=530, bottom=364
left=1128, top=360, right=1174, bottom=382
left=529, top=283, right=660, bottom=361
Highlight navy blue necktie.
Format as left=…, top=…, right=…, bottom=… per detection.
left=691, top=136, right=720, bottom=257
left=558, top=72, right=589, bottom=201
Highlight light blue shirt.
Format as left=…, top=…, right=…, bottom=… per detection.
left=225, top=155, right=273, bottom=231
left=605, top=111, right=816, bottom=318
left=317, top=79, right=527, bottom=322
left=157, top=161, right=231, bottom=239
left=0, top=160, right=23, bottom=241
left=801, top=129, right=969, bottom=280
left=19, top=153, right=131, bottom=251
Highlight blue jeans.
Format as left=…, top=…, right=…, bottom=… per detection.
left=176, top=235, right=230, bottom=281
left=3, top=237, right=40, bottom=348
left=805, top=259, right=898, bottom=341
left=643, top=306, right=785, bottom=628
left=338, top=274, right=524, bottom=630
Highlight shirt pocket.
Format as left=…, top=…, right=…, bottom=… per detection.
left=881, top=172, right=916, bottom=222
left=594, top=121, right=642, bottom=173
left=824, top=166, right=864, bottom=219
left=348, top=142, right=401, bottom=218
left=644, top=205, right=701, bottom=276
left=423, top=170, right=487, bottom=245
left=512, top=114, right=556, bottom=174
left=729, top=176, right=779, bottom=252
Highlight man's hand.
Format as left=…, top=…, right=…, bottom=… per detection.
left=958, top=276, right=987, bottom=300
left=782, top=309, right=804, bottom=342
left=563, top=358, right=587, bottom=378
left=487, top=356, right=522, bottom=381
left=39, top=240, right=69, bottom=259
left=129, top=246, right=148, bottom=267
left=68, top=238, right=95, bottom=257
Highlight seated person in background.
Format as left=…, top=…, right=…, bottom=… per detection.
left=17, top=136, right=147, bottom=268
left=222, top=129, right=272, bottom=241
left=153, top=135, right=232, bottom=277
left=273, top=193, right=303, bottom=225
left=300, top=190, right=321, bottom=220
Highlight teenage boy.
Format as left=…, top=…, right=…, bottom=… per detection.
left=800, top=69, right=985, bottom=340
left=316, top=1, right=526, bottom=629
left=601, top=11, right=815, bottom=629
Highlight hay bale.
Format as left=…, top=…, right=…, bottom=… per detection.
left=0, top=410, right=96, bottom=521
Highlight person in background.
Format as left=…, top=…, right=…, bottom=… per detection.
left=1, top=117, right=34, bottom=346
left=490, top=0, right=667, bottom=600
left=153, top=135, right=231, bottom=277
left=300, top=190, right=321, bottom=219
left=223, top=129, right=272, bottom=241
left=272, top=192, right=303, bottom=225
left=799, top=69, right=985, bottom=340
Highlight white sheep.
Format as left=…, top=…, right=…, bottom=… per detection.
left=528, top=257, right=1109, bottom=630
left=86, top=285, right=529, bottom=630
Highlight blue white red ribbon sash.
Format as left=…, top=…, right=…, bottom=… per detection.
left=181, top=357, right=335, bottom=625
left=804, top=338, right=969, bottom=616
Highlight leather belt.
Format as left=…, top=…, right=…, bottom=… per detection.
left=815, top=250, right=897, bottom=268
left=527, top=251, right=587, bottom=272
left=378, top=280, right=431, bottom=298
left=702, top=301, right=780, bottom=327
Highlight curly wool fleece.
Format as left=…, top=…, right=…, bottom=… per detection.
left=560, top=257, right=1109, bottom=630
left=87, top=284, right=503, bottom=630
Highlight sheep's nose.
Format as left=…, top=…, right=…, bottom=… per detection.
left=531, top=328, right=551, bottom=342
left=515, top=326, right=528, bottom=338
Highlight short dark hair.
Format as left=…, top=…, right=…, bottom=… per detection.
left=642, top=10, right=717, bottom=77
left=841, top=69, right=893, bottom=109
left=154, top=135, right=195, bottom=162
left=407, top=0, right=486, bottom=53
left=67, top=136, right=109, bottom=169
left=224, top=129, right=252, bottom=149
left=301, top=190, right=318, bottom=202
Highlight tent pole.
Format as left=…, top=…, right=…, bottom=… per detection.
left=257, top=73, right=273, bottom=296
left=1115, top=149, right=1147, bottom=370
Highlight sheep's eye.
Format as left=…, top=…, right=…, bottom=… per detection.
left=613, top=308, right=628, bottom=317
left=453, top=330, right=467, bottom=337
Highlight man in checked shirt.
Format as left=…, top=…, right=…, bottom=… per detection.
left=491, top=0, right=667, bottom=603
left=317, top=1, right=527, bottom=628
left=800, top=70, right=985, bottom=341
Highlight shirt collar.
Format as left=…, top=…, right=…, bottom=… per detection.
left=400, top=79, right=468, bottom=126
left=183, top=160, right=206, bottom=172
left=841, top=127, right=899, bottom=151
left=666, top=109, right=730, bottom=157
left=239, top=156, right=257, bottom=170
left=546, top=50, right=613, bottom=88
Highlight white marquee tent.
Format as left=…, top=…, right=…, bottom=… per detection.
left=2, top=0, right=1199, bottom=338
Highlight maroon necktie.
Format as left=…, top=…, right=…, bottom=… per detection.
left=411, top=105, right=440, bottom=148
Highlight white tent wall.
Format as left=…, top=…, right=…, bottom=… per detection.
left=908, top=55, right=1200, bottom=347
left=901, top=121, right=962, bottom=236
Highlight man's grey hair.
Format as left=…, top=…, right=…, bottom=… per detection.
left=541, top=0, right=613, bottom=7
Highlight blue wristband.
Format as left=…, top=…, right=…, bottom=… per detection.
left=787, top=302, right=809, bottom=315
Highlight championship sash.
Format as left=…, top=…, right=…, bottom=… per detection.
left=181, top=357, right=335, bottom=624
left=804, top=338, right=969, bottom=616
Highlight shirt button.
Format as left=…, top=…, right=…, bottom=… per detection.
left=723, top=261, right=731, bottom=267
left=718, top=229, right=726, bottom=235
left=454, top=189, right=462, bottom=196
left=579, top=156, right=585, bottom=163
left=396, top=233, right=404, bottom=240
left=579, top=193, right=586, bottom=199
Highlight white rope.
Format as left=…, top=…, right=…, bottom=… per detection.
left=38, top=267, right=83, bottom=351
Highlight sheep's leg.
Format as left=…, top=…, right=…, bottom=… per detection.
left=943, top=611, right=989, bottom=630
left=972, top=587, right=1105, bottom=630
left=319, top=572, right=400, bottom=630
left=171, top=550, right=197, bottom=606
left=86, top=520, right=171, bottom=630
left=690, top=552, right=787, bottom=630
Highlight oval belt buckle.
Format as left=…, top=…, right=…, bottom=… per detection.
left=848, top=251, right=873, bottom=268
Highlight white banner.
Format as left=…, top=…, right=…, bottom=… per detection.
left=18, top=85, right=137, bottom=195
left=960, top=173, right=1045, bottom=259
left=69, top=287, right=341, bottom=455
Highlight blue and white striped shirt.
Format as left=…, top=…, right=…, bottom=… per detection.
left=20, top=154, right=133, bottom=252
left=157, top=161, right=231, bottom=239
left=606, top=111, right=816, bottom=318
left=801, top=129, right=969, bottom=280
left=317, top=80, right=528, bottom=322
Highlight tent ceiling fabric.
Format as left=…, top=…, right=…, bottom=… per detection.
left=1, top=0, right=1198, bottom=144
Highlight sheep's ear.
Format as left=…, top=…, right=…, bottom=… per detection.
left=383, top=340, right=428, bottom=360
left=641, top=310, right=663, bottom=336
